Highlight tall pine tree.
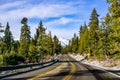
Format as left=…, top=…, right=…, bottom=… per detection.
left=36, top=21, right=47, bottom=61
left=89, top=8, right=99, bottom=56
left=19, top=17, right=31, bottom=59
left=3, top=22, right=13, bottom=52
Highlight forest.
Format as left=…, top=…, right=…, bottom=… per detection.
left=0, top=18, right=62, bottom=65
left=0, top=0, right=120, bottom=65
left=63, top=0, right=120, bottom=60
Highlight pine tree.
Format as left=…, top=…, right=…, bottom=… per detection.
left=46, top=31, right=54, bottom=55
left=78, top=23, right=89, bottom=54
left=0, top=22, right=4, bottom=54
left=3, top=22, right=13, bottom=52
left=106, top=0, right=120, bottom=58
left=19, top=17, right=31, bottom=59
left=36, top=21, right=47, bottom=61
left=89, top=8, right=99, bottom=56
left=71, top=33, right=79, bottom=53
left=78, top=25, right=83, bottom=53
left=35, top=21, right=45, bottom=40
left=101, top=13, right=112, bottom=58
left=67, top=40, right=72, bottom=53
left=13, top=40, right=20, bottom=53
left=53, top=35, right=61, bottom=54
left=28, top=38, right=37, bottom=63
left=82, top=23, right=89, bottom=53
left=0, top=23, right=4, bottom=65
left=0, top=22, right=4, bottom=38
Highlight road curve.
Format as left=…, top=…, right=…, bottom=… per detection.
left=1, top=55, right=120, bottom=80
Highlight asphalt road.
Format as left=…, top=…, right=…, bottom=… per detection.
left=2, top=55, right=120, bottom=80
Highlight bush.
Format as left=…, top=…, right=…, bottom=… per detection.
left=4, top=54, right=25, bottom=65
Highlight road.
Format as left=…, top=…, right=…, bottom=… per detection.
left=1, top=55, right=120, bottom=80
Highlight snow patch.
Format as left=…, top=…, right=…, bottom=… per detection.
left=69, top=54, right=120, bottom=71
left=59, top=38, right=69, bottom=46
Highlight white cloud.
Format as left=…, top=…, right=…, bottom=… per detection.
left=0, top=1, right=26, bottom=10
left=59, top=17, right=74, bottom=24
left=44, top=17, right=80, bottom=39
left=0, top=1, right=79, bottom=20
left=44, top=17, right=82, bottom=28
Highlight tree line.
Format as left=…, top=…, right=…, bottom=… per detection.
left=65, top=0, right=120, bottom=59
left=0, top=18, right=62, bottom=65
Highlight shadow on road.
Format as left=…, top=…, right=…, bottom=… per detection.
left=44, top=69, right=120, bottom=80
left=45, top=60, right=120, bottom=80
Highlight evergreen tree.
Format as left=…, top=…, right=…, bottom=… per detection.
left=66, top=40, right=72, bottom=53
left=100, top=13, right=112, bottom=58
left=46, top=31, right=54, bottom=55
left=78, top=23, right=89, bottom=54
left=4, top=46, right=25, bottom=65
left=0, top=23, right=4, bottom=65
left=3, top=22, right=13, bottom=52
left=28, top=38, right=37, bottom=63
left=35, top=21, right=45, bottom=40
left=53, top=35, right=61, bottom=54
left=78, top=25, right=83, bottom=53
left=19, top=17, right=31, bottom=59
left=89, top=8, right=99, bottom=56
left=0, top=22, right=4, bottom=54
left=13, top=40, right=20, bottom=53
left=70, top=33, right=79, bottom=53
left=0, top=22, right=4, bottom=38
left=36, top=21, right=47, bottom=61
left=106, top=0, right=120, bottom=58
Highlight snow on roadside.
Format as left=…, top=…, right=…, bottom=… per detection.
left=69, top=54, right=85, bottom=61
left=69, top=54, right=120, bottom=71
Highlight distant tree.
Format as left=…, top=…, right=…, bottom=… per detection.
left=71, top=33, right=79, bottom=53
left=78, top=23, right=89, bottom=54
left=53, top=35, right=61, bottom=54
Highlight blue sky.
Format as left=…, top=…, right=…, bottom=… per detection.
left=0, top=0, right=109, bottom=40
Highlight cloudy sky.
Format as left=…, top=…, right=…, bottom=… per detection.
left=0, top=0, right=109, bottom=40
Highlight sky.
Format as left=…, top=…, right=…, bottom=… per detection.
left=0, top=0, right=109, bottom=40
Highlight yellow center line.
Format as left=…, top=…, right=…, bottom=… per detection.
left=63, top=59, right=76, bottom=80
left=28, top=62, right=64, bottom=80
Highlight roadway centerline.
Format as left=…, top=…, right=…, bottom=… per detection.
left=28, top=62, right=64, bottom=80
left=63, top=59, right=76, bottom=80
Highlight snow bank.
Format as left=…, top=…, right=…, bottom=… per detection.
left=69, top=54, right=85, bottom=61
left=69, top=54, right=120, bottom=71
